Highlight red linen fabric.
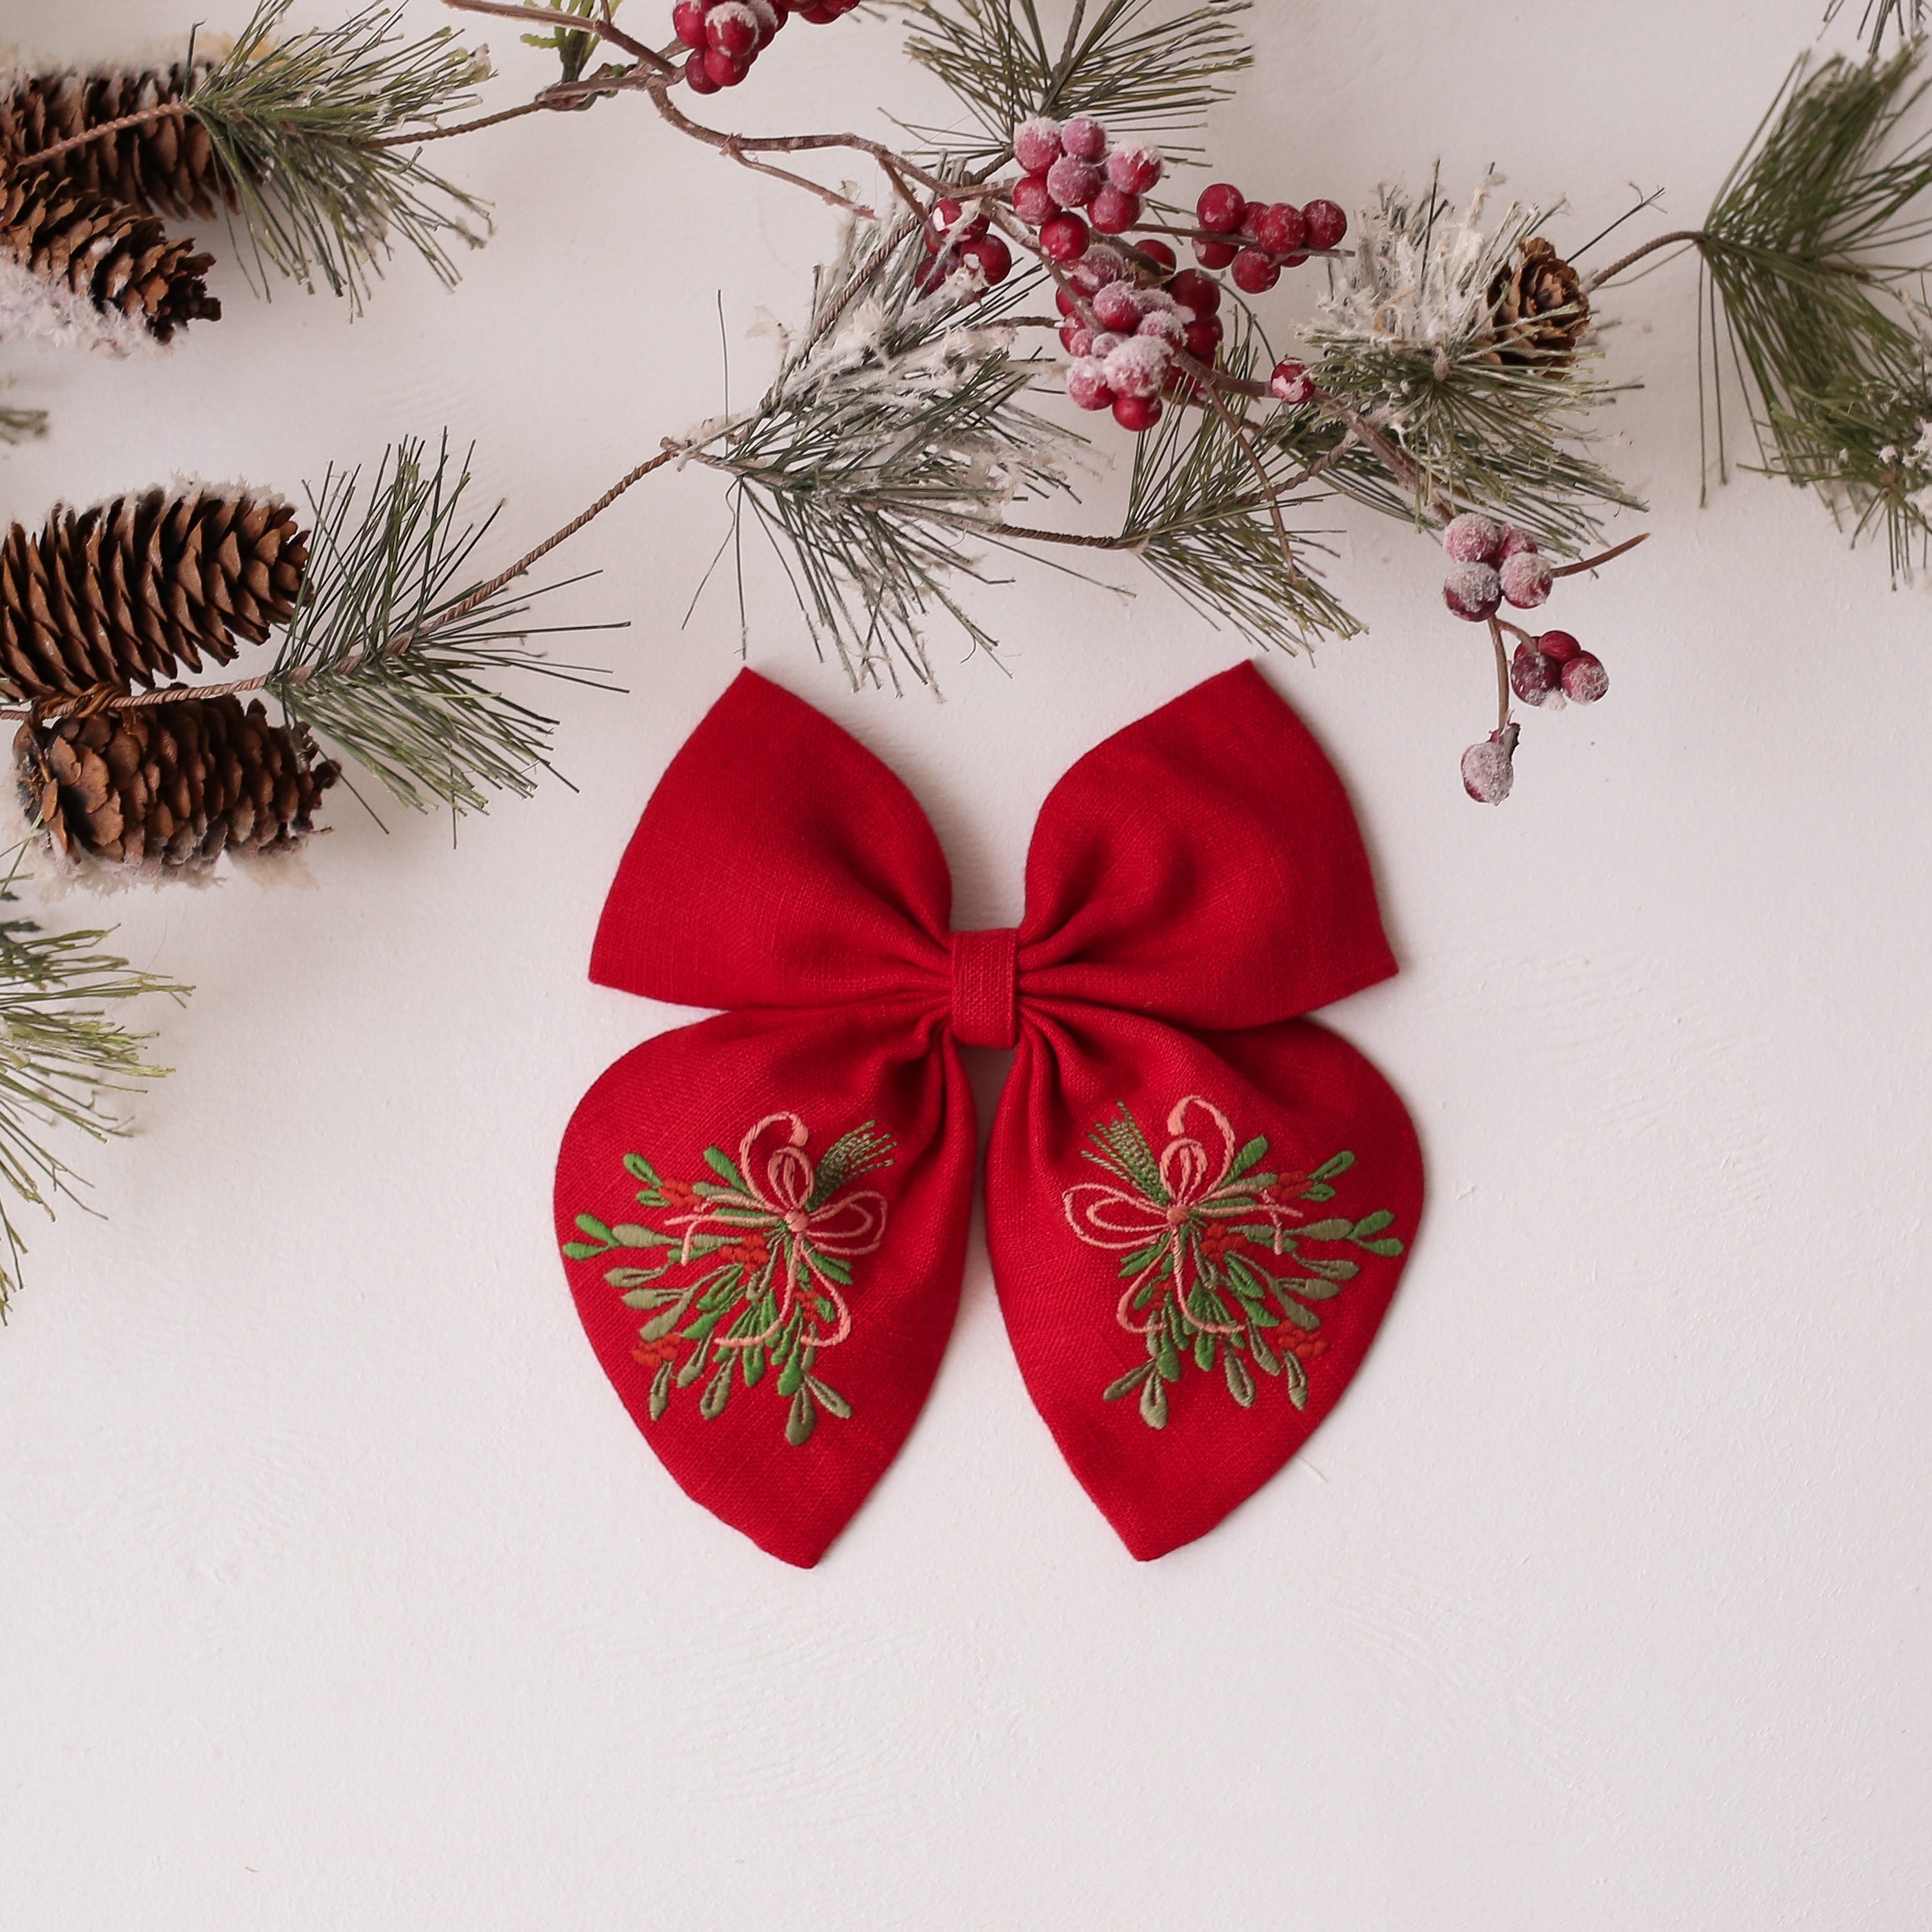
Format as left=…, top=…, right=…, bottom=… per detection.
left=555, top=664, right=1423, bottom=1566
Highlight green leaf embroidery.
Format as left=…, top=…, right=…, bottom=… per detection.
left=805, top=1376, right=852, bottom=1420
left=703, top=1145, right=749, bottom=1190
left=786, top=1385, right=817, bottom=1447
left=574, top=1214, right=614, bottom=1244
left=648, top=1360, right=673, bottom=1422
left=608, top=1223, right=673, bottom=1248
left=1224, top=1351, right=1256, bottom=1408
left=1228, top=1134, right=1270, bottom=1180
left=1140, top=1371, right=1170, bottom=1429
left=700, top=1362, right=733, bottom=1420
left=1105, top=1361, right=1156, bottom=1401
left=561, top=1241, right=606, bottom=1262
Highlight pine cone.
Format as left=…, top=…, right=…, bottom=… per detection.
left=0, top=489, right=307, bottom=702
left=1487, top=236, right=1590, bottom=371
left=0, top=64, right=233, bottom=221
left=15, top=697, right=339, bottom=872
left=0, top=165, right=219, bottom=344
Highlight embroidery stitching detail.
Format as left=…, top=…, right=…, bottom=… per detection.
left=564, top=1112, right=896, bottom=1445
left=1063, top=1095, right=1405, bottom=1429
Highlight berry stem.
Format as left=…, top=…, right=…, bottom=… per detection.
left=1486, top=615, right=1511, bottom=733
left=1550, top=531, right=1651, bottom=575
left=442, top=0, right=673, bottom=70
left=1584, top=229, right=1706, bottom=293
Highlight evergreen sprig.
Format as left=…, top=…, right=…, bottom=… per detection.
left=894, top=0, right=1252, bottom=165
left=1698, top=46, right=1932, bottom=573
left=1824, top=0, right=1926, bottom=54
left=272, top=438, right=618, bottom=814
left=709, top=218, right=1078, bottom=688
left=1124, top=326, right=1364, bottom=650
left=0, top=869, right=188, bottom=1316
left=188, top=0, right=491, bottom=310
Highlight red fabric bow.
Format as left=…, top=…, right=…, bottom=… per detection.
left=555, top=664, right=1423, bottom=1565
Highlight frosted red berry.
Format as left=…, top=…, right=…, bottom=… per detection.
left=1499, top=552, right=1555, bottom=609
left=1066, top=359, right=1114, bottom=411
left=1197, top=183, right=1246, bottom=234
left=1184, top=315, right=1225, bottom=361
left=1039, top=212, right=1090, bottom=261
left=1061, top=116, right=1107, bottom=162
left=684, top=47, right=721, bottom=90
left=1107, top=142, right=1163, bottom=196
left=1253, top=203, right=1309, bottom=256
left=1510, top=641, right=1561, bottom=705
left=1113, top=392, right=1163, bottom=431
left=1168, top=269, right=1221, bottom=317
left=1011, top=173, right=1058, bottom=225
left=1500, top=527, right=1538, bottom=559
left=702, top=44, right=747, bottom=84
left=1089, top=186, right=1140, bottom=234
left=960, top=234, right=1012, bottom=284
left=1045, top=156, right=1103, bottom=209
left=1561, top=652, right=1609, bottom=702
left=1270, top=359, right=1314, bottom=404
left=1231, top=249, right=1281, bottom=293
left=1443, top=561, right=1502, bottom=621
left=1461, top=724, right=1519, bottom=804
left=706, top=3, right=760, bottom=57
left=1088, top=282, right=1138, bottom=331
left=1013, top=117, right=1062, bottom=175
left=1443, top=512, right=1506, bottom=564
left=1138, top=238, right=1176, bottom=274
left=1303, top=199, right=1348, bottom=250
left=1537, top=629, right=1582, bottom=664
left=674, top=0, right=711, bottom=48
left=1059, top=320, right=1093, bottom=356
left=1194, top=237, right=1237, bottom=270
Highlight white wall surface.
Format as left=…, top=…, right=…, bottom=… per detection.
left=2, top=3, right=1928, bottom=1926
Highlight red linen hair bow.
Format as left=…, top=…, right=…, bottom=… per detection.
left=555, top=664, right=1423, bottom=1566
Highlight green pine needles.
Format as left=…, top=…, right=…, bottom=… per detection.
left=0, top=873, right=187, bottom=1316
left=1823, top=0, right=1926, bottom=55
left=1697, top=46, right=1932, bottom=574
left=188, top=0, right=491, bottom=308
left=272, top=438, right=619, bottom=815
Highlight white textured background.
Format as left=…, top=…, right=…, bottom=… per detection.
left=2, top=3, right=1929, bottom=1926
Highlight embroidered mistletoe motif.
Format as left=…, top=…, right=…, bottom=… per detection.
left=1064, top=1095, right=1404, bottom=1429
left=563, top=1112, right=895, bottom=1445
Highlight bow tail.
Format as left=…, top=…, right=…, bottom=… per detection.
left=986, top=1002, right=1424, bottom=1564
left=556, top=1002, right=975, bottom=1568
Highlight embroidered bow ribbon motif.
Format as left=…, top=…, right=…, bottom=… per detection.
left=556, top=664, right=1424, bottom=1566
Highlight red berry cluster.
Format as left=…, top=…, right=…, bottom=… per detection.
left=1438, top=512, right=1609, bottom=706
left=1194, top=182, right=1348, bottom=294
left=673, top=0, right=854, bottom=93
left=1510, top=629, right=1609, bottom=707
left=917, top=199, right=1013, bottom=292
left=1055, top=239, right=1226, bottom=433
left=1009, top=113, right=1165, bottom=259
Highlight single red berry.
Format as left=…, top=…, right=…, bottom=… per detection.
left=1010, top=173, right=1058, bottom=226
left=960, top=233, right=1012, bottom=284
left=1091, top=281, right=1141, bottom=331
left=1443, top=512, right=1506, bottom=564
left=1136, top=306, right=1185, bottom=348
left=1113, top=392, right=1163, bottom=431
left=673, top=0, right=712, bottom=49
left=922, top=199, right=985, bottom=252
left=1060, top=320, right=1096, bottom=357
left=1089, top=185, right=1140, bottom=234
left=798, top=1, right=837, bottom=18
left=1500, top=527, right=1539, bottom=559
left=1537, top=629, right=1582, bottom=664
left=683, top=46, right=721, bottom=90
left=1039, top=212, right=1090, bottom=261
left=1046, top=154, right=1103, bottom=209
left=1499, top=552, right=1555, bottom=609
left=1061, top=115, right=1107, bottom=161
left=1510, top=641, right=1561, bottom=705
left=1254, top=202, right=1309, bottom=256
left=1183, top=315, right=1224, bottom=361
left=703, top=44, right=748, bottom=82
left=1303, top=199, right=1348, bottom=250
left=1197, top=182, right=1246, bottom=234
left=1072, top=246, right=1127, bottom=290
left=1443, top=562, right=1502, bottom=621
left=1231, top=248, right=1281, bottom=293
left=1269, top=359, right=1313, bottom=404
left=1137, top=238, right=1177, bottom=274
left=1107, top=142, right=1163, bottom=196
left=1561, top=652, right=1609, bottom=702
left=1461, top=724, right=1519, bottom=805
left=1168, top=268, right=1221, bottom=317
left=1012, top=116, right=1062, bottom=175
left=706, top=3, right=760, bottom=56
left=1194, top=237, right=1237, bottom=270
left=1066, top=361, right=1115, bottom=411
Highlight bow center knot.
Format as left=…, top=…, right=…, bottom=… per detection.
left=784, top=1208, right=811, bottom=1235
left=1165, top=1203, right=1190, bottom=1228
left=950, top=926, right=1019, bottom=1049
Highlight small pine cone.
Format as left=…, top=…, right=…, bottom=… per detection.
left=1486, top=236, right=1589, bottom=372
left=0, top=165, right=220, bottom=344
left=15, top=696, right=339, bottom=874
left=0, top=64, right=234, bottom=221
left=0, top=489, right=307, bottom=702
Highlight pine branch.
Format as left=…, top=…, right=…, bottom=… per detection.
left=0, top=864, right=188, bottom=1317
left=698, top=217, right=1080, bottom=688
left=187, top=0, right=493, bottom=310
left=270, top=439, right=621, bottom=814
left=1697, top=46, right=1932, bottom=573
left=892, top=0, right=1252, bottom=165
left=1824, top=0, right=1926, bottom=55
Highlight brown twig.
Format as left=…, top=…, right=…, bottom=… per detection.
left=1550, top=530, right=1650, bottom=575
left=8, top=102, right=189, bottom=169
left=1585, top=229, right=1705, bottom=292
left=1486, top=615, right=1510, bottom=732
left=441, top=0, right=673, bottom=71
left=368, top=98, right=556, bottom=146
